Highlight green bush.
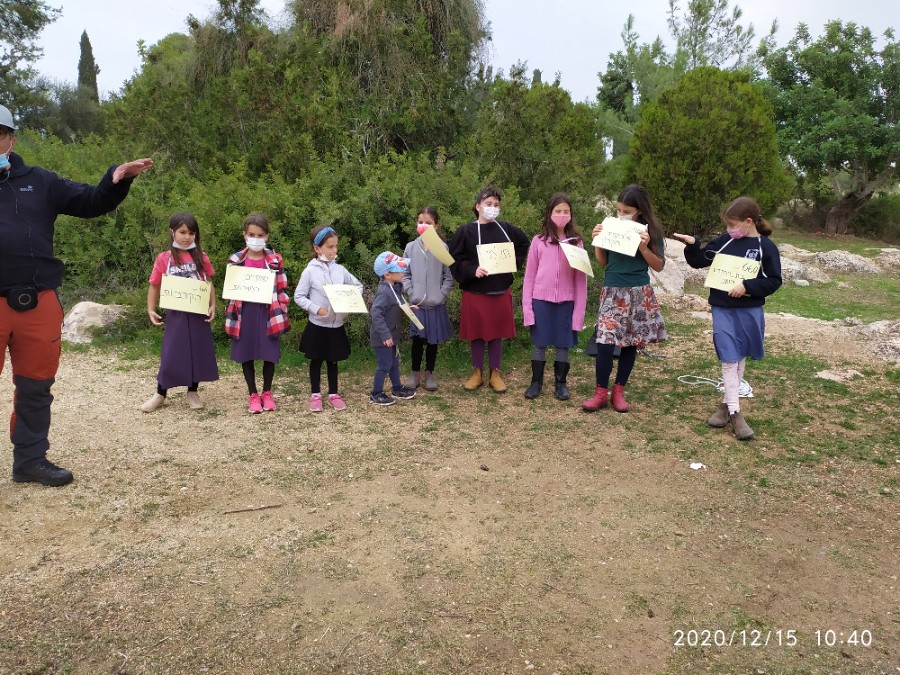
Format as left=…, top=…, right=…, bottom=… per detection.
left=850, top=193, right=900, bottom=243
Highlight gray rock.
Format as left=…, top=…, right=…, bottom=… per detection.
left=62, top=301, right=127, bottom=344
left=793, top=279, right=810, bottom=287
left=814, top=250, right=880, bottom=274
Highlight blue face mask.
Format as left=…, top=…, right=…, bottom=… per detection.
left=0, top=140, right=12, bottom=172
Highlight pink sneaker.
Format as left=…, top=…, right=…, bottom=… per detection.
left=248, top=392, right=263, bottom=414
left=327, top=394, right=347, bottom=411
left=309, top=393, right=323, bottom=413
left=261, top=390, right=276, bottom=412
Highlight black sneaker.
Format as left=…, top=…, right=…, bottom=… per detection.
left=369, top=392, right=395, bottom=406
left=392, top=386, right=416, bottom=400
left=12, top=459, right=74, bottom=487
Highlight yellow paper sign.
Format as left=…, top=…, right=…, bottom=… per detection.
left=704, top=253, right=762, bottom=292
left=221, top=265, right=276, bottom=304
left=400, top=303, right=425, bottom=330
left=159, top=275, right=211, bottom=315
left=420, top=227, right=455, bottom=266
left=559, top=242, right=594, bottom=277
left=591, top=217, right=642, bottom=257
left=323, top=284, right=368, bottom=314
left=477, top=241, right=517, bottom=275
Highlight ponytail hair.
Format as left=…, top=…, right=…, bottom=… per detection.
left=724, top=196, right=773, bottom=236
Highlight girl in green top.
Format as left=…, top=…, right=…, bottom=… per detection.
left=583, top=184, right=667, bottom=413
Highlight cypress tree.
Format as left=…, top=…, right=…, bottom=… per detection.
left=77, top=30, right=100, bottom=102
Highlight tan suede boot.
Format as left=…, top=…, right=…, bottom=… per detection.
left=729, top=412, right=754, bottom=440
left=707, top=403, right=729, bottom=428
left=464, top=367, right=483, bottom=391
left=488, top=369, right=507, bottom=393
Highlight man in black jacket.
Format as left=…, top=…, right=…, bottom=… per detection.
left=0, top=103, right=152, bottom=486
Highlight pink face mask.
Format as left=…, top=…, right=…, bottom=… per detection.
left=550, top=214, right=570, bottom=228
left=416, top=223, right=431, bottom=235
left=727, top=226, right=746, bottom=239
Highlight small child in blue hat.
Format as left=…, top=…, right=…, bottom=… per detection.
left=370, top=251, right=417, bottom=405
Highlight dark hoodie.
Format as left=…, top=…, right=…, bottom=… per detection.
left=0, top=152, right=133, bottom=291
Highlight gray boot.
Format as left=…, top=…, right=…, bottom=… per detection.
left=405, top=372, right=420, bottom=389
left=729, top=412, right=754, bottom=440
left=707, top=403, right=729, bottom=428
left=423, top=371, right=438, bottom=391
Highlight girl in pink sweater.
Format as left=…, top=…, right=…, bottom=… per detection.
left=522, top=193, right=589, bottom=400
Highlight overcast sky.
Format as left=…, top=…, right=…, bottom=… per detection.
left=34, top=0, right=899, bottom=103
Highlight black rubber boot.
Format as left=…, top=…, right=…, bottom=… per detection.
left=524, top=360, right=545, bottom=399
left=554, top=361, right=570, bottom=400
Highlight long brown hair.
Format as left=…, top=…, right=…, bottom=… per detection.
left=617, top=184, right=665, bottom=258
left=538, top=192, right=582, bottom=245
left=723, top=197, right=773, bottom=236
left=167, top=212, right=207, bottom=277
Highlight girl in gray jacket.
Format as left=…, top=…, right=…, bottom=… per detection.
left=294, top=225, right=363, bottom=412
left=402, top=208, right=455, bottom=391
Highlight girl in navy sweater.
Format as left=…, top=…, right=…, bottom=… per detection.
left=673, top=196, right=782, bottom=440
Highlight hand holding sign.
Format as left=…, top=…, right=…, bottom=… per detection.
left=476, top=241, right=517, bottom=275
left=704, top=253, right=761, bottom=292
left=323, top=284, right=368, bottom=313
left=222, top=265, right=276, bottom=304
left=159, top=275, right=213, bottom=315
left=591, top=217, right=644, bottom=257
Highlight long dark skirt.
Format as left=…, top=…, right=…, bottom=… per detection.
left=158, top=310, right=219, bottom=389
left=459, top=289, right=515, bottom=341
left=230, top=301, right=281, bottom=363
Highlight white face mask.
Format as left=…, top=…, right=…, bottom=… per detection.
left=246, top=236, right=266, bottom=252
left=318, top=254, right=337, bottom=263
left=482, top=205, right=500, bottom=221
left=172, top=240, right=197, bottom=250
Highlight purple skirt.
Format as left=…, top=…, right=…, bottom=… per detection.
left=409, top=304, right=453, bottom=344
left=158, top=310, right=219, bottom=389
left=230, top=301, right=281, bottom=363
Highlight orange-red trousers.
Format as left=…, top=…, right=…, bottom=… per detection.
left=0, top=290, right=63, bottom=472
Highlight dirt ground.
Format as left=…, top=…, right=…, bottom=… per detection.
left=0, top=311, right=898, bottom=674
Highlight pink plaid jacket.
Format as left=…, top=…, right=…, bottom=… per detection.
left=223, top=249, right=291, bottom=338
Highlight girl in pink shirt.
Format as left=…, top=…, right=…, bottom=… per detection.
left=141, top=213, right=219, bottom=412
left=522, top=193, right=588, bottom=400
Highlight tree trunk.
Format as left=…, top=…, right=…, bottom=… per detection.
left=824, top=193, right=872, bottom=235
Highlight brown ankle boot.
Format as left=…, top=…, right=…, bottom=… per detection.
left=707, top=403, right=729, bottom=428
left=464, top=367, right=483, bottom=391
left=611, top=384, right=629, bottom=412
left=582, top=386, right=608, bottom=412
left=729, top=412, right=754, bottom=440
left=489, top=369, right=507, bottom=393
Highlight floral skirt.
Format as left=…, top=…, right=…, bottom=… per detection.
left=594, top=285, right=667, bottom=349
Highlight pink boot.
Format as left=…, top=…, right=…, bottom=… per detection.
left=611, top=384, right=629, bottom=413
left=582, top=386, right=608, bottom=412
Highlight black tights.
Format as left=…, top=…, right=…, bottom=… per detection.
left=310, top=359, right=339, bottom=395
left=157, top=382, right=198, bottom=397
left=410, top=336, right=438, bottom=372
left=242, top=360, right=275, bottom=395
left=595, top=345, right=637, bottom=388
